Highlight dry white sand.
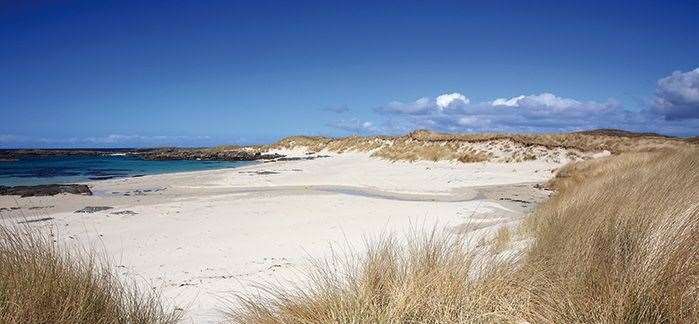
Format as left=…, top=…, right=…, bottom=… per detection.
left=0, top=151, right=569, bottom=322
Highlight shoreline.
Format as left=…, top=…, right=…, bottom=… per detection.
left=0, top=156, right=261, bottom=187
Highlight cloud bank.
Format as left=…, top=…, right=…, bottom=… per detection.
left=652, top=68, right=699, bottom=120
left=370, top=92, right=631, bottom=133
left=332, top=67, right=699, bottom=136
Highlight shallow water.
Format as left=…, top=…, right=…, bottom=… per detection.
left=211, top=184, right=484, bottom=202
left=0, top=155, right=255, bottom=186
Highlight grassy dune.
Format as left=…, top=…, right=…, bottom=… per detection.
left=268, top=129, right=692, bottom=163
left=142, top=129, right=692, bottom=164
left=229, top=145, right=698, bottom=323
left=404, top=129, right=687, bottom=153
left=0, top=227, right=179, bottom=324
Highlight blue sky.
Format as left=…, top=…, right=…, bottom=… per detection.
left=1, top=1, right=698, bottom=148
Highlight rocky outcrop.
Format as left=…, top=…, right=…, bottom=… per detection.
left=0, top=184, right=92, bottom=197
left=0, top=149, right=141, bottom=160
left=0, top=148, right=286, bottom=162
left=74, top=206, right=112, bottom=213
left=139, top=148, right=284, bottom=161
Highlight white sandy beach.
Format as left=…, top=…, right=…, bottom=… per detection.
left=0, top=150, right=570, bottom=322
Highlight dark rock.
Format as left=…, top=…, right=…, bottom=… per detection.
left=273, top=155, right=329, bottom=162
left=0, top=148, right=144, bottom=160
left=256, top=171, right=279, bottom=175
left=88, top=176, right=119, bottom=180
left=274, top=156, right=310, bottom=161
left=239, top=170, right=280, bottom=175
left=17, top=217, right=54, bottom=224
left=498, top=197, right=532, bottom=204
left=1, top=147, right=286, bottom=163
left=74, top=206, right=113, bottom=213
left=28, top=205, right=54, bottom=210
left=0, top=184, right=92, bottom=197
left=111, top=210, right=138, bottom=215
left=139, top=148, right=284, bottom=162
left=0, top=207, right=21, bottom=212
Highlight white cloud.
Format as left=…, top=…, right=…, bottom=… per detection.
left=657, top=68, right=699, bottom=104
left=436, top=93, right=469, bottom=109
left=491, top=95, right=525, bottom=107
left=375, top=93, right=470, bottom=115
left=519, top=93, right=581, bottom=109
left=653, top=67, right=699, bottom=120
left=493, top=93, right=582, bottom=110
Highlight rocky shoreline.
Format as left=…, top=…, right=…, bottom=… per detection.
left=0, top=148, right=143, bottom=159
left=137, top=148, right=284, bottom=161
left=0, top=147, right=285, bottom=162
left=0, top=184, right=92, bottom=197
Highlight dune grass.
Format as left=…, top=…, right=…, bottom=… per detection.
left=228, top=146, right=698, bottom=323
left=0, top=225, right=180, bottom=324
left=267, top=130, right=691, bottom=164
left=405, top=129, right=689, bottom=154
left=520, top=146, right=698, bottom=322
left=227, top=230, right=526, bottom=323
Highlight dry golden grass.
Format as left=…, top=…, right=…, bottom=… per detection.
left=370, top=138, right=490, bottom=163
left=521, top=146, right=699, bottom=322
left=405, top=129, right=689, bottom=154
left=226, top=230, right=530, bottom=323
left=269, top=135, right=389, bottom=154
left=490, top=226, right=512, bottom=254
left=0, top=226, right=180, bottom=324
left=228, top=145, right=698, bottom=323
left=265, top=129, right=693, bottom=163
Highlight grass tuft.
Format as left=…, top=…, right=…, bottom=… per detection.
left=226, top=230, right=528, bottom=323
left=0, top=226, right=180, bottom=324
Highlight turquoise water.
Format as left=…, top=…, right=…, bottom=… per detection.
left=0, top=155, right=255, bottom=186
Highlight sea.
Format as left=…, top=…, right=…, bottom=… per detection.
left=0, top=153, right=255, bottom=186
